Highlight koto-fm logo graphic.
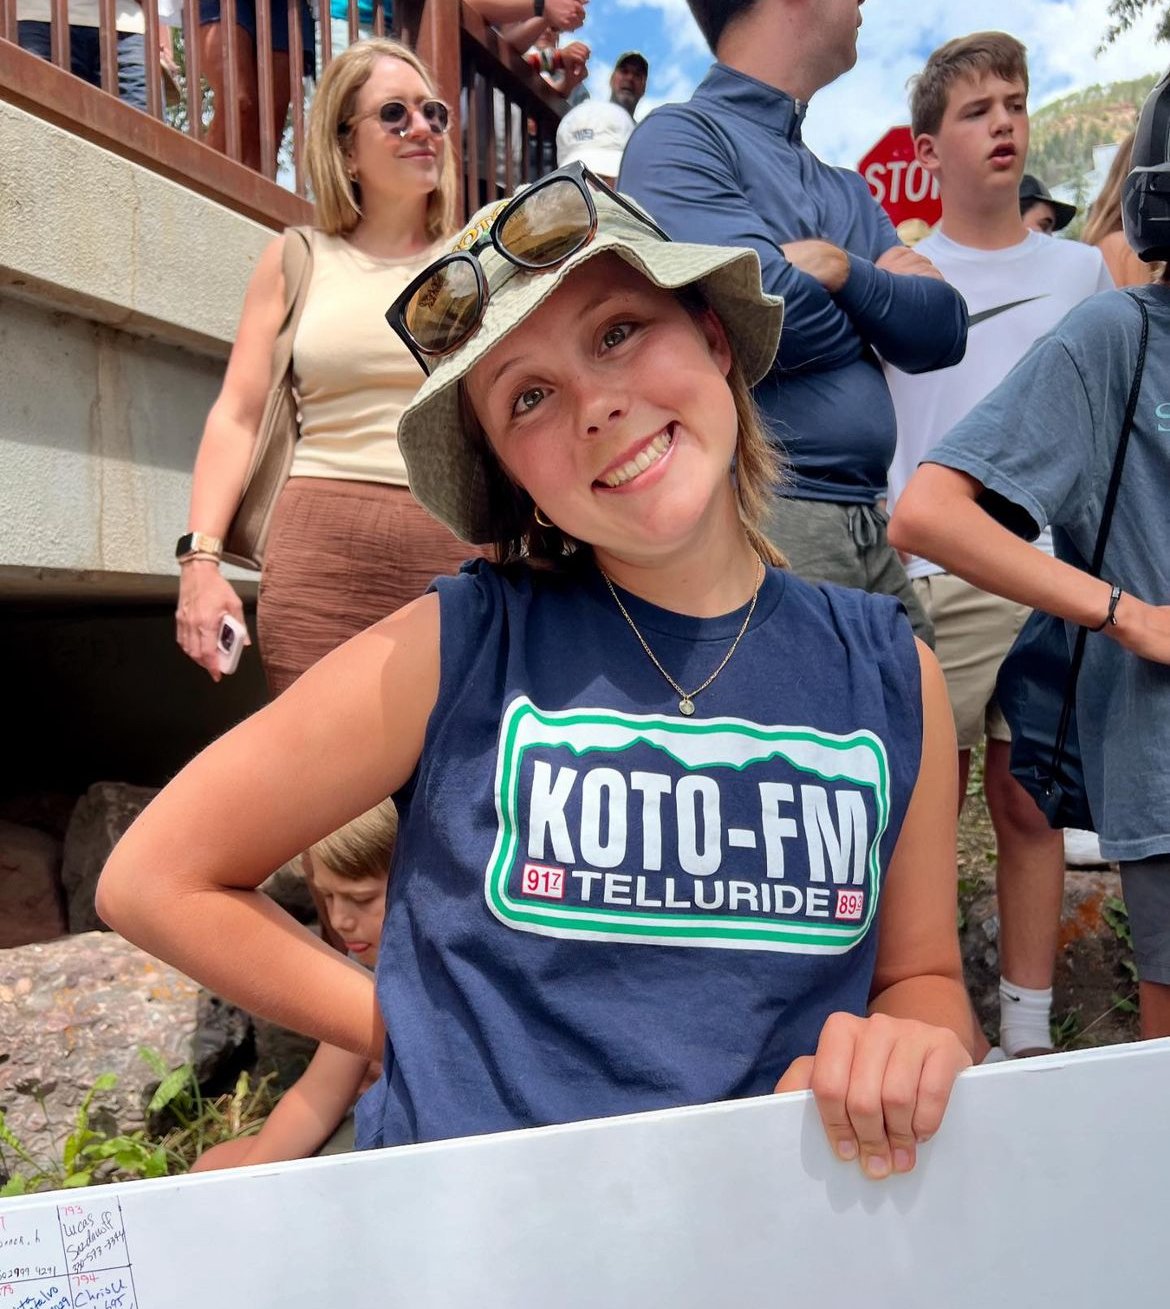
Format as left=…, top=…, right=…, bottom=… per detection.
left=485, top=698, right=892, bottom=953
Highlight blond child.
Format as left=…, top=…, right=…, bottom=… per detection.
left=191, top=801, right=396, bottom=1171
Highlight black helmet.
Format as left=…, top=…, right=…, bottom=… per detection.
left=1122, top=69, right=1170, bottom=264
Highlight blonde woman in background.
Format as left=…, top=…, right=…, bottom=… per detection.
left=176, top=37, right=468, bottom=691
left=175, top=39, right=469, bottom=942
left=1084, top=132, right=1161, bottom=287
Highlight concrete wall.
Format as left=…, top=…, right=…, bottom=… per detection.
left=0, top=99, right=271, bottom=594
left=1, top=103, right=277, bottom=790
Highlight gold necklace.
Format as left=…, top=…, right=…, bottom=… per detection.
left=600, top=558, right=764, bottom=716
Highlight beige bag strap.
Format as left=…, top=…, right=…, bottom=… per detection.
left=269, top=225, right=314, bottom=394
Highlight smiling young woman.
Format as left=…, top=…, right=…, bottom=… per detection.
left=107, top=171, right=973, bottom=1184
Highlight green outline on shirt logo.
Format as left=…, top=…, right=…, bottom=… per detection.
left=484, top=697, right=891, bottom=953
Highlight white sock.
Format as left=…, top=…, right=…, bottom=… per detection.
left=998, top=979, right=1053, bottom=1056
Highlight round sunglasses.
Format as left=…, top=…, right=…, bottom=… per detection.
left=349, top=98, right=450, bottom=138
left=386, top=162, right=670, bottom=375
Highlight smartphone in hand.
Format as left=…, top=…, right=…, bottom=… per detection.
left=216, top=614, right=248, bottom=676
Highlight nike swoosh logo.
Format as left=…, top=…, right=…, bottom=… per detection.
left=968, top=295, right=1048, bottom=326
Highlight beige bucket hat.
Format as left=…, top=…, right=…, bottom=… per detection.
left=395, top=185, right=784, bottom=545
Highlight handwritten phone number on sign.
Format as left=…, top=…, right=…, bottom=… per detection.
left=0, top=1201, right=136, bottom=1309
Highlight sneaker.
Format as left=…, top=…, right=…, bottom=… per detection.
left=1064, top=827, right=1108, bottom=868
left=981, top=1046, right=1009, bottom=1065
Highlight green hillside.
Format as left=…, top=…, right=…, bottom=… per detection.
left=1027, top=73, right=1159, bottom=189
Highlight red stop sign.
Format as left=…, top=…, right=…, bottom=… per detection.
left=858, top=126, right=941, bottom=230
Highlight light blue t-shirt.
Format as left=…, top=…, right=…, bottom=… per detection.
left=329, top=0, right=386, bottom=26
left=927, top=284, right=1170, bottom=862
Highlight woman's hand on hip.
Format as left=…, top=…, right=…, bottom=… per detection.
left=774, top=1011, right=971, bottom=1179
left=176, top=559, right=250, bottom=681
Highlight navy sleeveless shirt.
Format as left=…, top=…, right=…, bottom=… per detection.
left=356, top=561, right=923, bottom=1149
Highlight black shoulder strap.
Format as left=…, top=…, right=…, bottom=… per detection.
left=1047, top=291, right=1150, bottom=792
left=1089, top=292, right=1150, bottom=573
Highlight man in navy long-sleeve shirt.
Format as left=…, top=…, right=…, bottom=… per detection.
left=619, top=0, right=968, bottom=640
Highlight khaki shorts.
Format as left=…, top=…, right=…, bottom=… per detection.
left=912, top=573, right=1029, bottom=750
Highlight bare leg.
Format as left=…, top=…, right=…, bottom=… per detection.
left=953, top=748, right=991, bottom=1058
left=956, top=747, right=971, bottom=815
left=199, top=21, right=260, bottom=166
left=1138, top=981, right=1170, bottom=1040
left=271, top=49, right=292, bottom=146
left=984, top=737, right=1065, bottom=991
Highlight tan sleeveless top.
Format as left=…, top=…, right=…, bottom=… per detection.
left=289, top=230, right=443, bottom=487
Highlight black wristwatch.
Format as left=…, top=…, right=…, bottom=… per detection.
left=175, top=531, right=223, bottom=561
left=533, top=0, right=544, bottom=15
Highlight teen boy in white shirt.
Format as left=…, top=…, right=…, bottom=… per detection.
left=884, top=32, right=1112, bottom=1061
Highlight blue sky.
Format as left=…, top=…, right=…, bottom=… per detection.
left=570, top=0, right=1169, bottom=166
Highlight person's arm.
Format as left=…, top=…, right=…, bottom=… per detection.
left=466, top=0, right=585, bottom=32
left=770, top=176, right=966, bottom=373
left=176, top=235, right=290, bottom=681
left=776, top=643, right=973, bottom=1178
left=832, top=243, right=969, bottom=373
left=619, top=109, right=869, bottom=374
left=890, top=302, right=1170, bottom=665
left=159, top=24, right=178, bottom=73
left=556, top=40, right=589, bottom=94
left=97, top=593, right=441, bottom=1064
left=891, top=464, right=1170, bottom=664
left=191, top=1044, right=369, bottom=1171
left=499, top=16, right=547, bottom=51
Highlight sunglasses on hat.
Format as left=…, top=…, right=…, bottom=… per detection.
left=386, top=161, right=670, bottom=375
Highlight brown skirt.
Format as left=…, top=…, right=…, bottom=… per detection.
left=257, top=477, right=477, bottom=697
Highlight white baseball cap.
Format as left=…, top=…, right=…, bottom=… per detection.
left=556, top=100, right=636, bottom=178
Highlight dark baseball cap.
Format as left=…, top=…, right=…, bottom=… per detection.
left=1019, top=174, right=1077, bottom=231
left=613, top=50, right=649, bottom=74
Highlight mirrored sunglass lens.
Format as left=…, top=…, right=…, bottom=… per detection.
left=404, top=260, right=482, bottom=354
left=422, top=100, right=449, bottom=133
left=378, top=100, right=449, bottom=134
left=497, top=178, right=592, bottom=267
left=378, top=101, right=409, bottom=130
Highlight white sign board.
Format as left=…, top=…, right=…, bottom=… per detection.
left=1, top=1040, right=1166, bottom=1307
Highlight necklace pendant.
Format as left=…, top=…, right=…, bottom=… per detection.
left=678, top=697, right=696, bottom=716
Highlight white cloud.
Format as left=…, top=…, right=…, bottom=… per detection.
left=611, top=0, right=710, bottom=62
left=800, top=2, right=1169, bottom=164
left=592, top=0, right=1169, bottom=166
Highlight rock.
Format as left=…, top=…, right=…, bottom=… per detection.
left=252, top=1017, right=317, bottom=1091
left=960, top=867, right=1139, bottom=1049
left=0, top=932, right=251, bottom=1177
left=0, top=820, right=67, bottom=947
left=0, top=792, right=79, bottom=842
left=60, top=782, right=158, bottom=933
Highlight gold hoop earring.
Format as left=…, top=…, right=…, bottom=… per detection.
left=533, top=507, right=554, bottom=530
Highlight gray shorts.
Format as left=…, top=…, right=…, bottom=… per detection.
left=762, top=496, right=934, bottom=646
left=1120, top=857, right=1170, bottom=984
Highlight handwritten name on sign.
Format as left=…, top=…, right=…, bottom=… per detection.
left=0, top=1202, right=135, bottom=1309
